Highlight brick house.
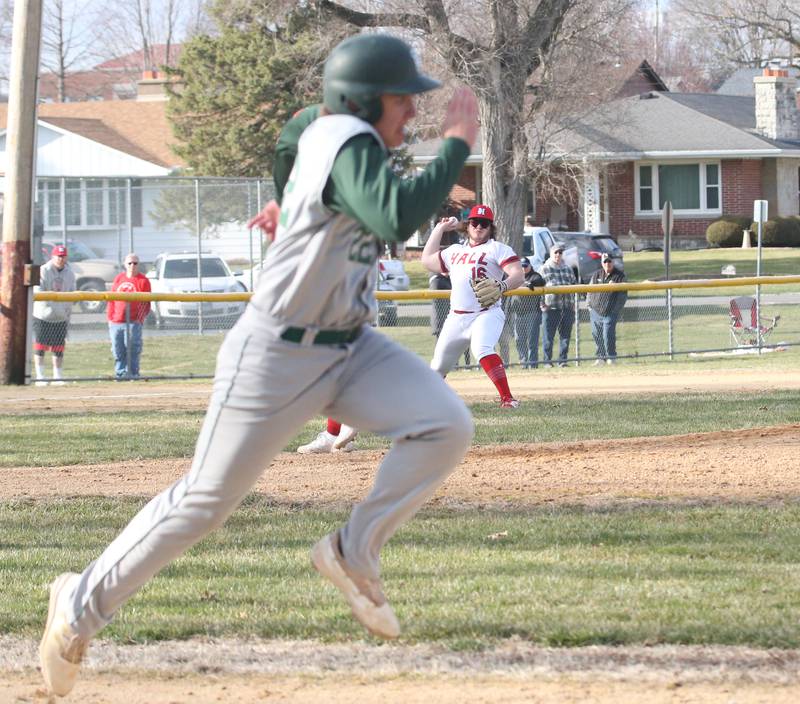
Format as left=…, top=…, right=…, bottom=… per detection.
left=410, top=66, right=800, bottom=249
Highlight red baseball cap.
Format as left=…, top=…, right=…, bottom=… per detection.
left=467, top=204, right=494, bottom=221
left=51, top=245, right=67, bottom=256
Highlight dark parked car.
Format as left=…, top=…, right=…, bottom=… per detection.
left=550, top=232, right=624, bottom=283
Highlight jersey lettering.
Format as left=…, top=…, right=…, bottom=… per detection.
left=450, top=252, right=487, bottom=267
left=348, top=230, right=381, bottom=265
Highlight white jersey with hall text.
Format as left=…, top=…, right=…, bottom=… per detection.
left=438, top=239, right=519, bottom=311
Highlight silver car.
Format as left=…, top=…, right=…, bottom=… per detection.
left=551, top=232, right=624, bottom=283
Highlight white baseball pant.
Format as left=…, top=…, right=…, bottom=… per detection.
left=64, top=307, right=474, bottom=637
left=430, top=306, right=505, bottom=376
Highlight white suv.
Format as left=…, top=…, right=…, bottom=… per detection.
left=146, top=253, right=245, bottom=327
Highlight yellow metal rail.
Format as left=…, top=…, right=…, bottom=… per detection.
left=32, top=274, right=800, bottom=303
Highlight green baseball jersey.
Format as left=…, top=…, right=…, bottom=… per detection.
left=253, top=113, right=468, bottom=329
left=273, top=106, right=468, bottom=242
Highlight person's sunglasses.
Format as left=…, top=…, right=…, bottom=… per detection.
left=126, top=261, right=139, bottom=266
left=469, top=218, right=492, bottom=229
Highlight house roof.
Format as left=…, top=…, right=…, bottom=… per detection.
left=409, top=90, right=800, bottom=163
left=616, top=59, right=669, bottom=97
left=716, top=66, right=800, bottom=96
left=95, top=44, right=182, bottom=71
left=556, top=91, right=800, bottom=157
left=0, top=100, right=182, bottom=169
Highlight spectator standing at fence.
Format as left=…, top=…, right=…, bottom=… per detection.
left=587, top=253, right=627, bottom=365
left=510, top=257, right=545, bottom=368
left=32, top=245, right=76, bottom=386
left=540, top=243, right=577, bottom=367
left=107, top=254, right=151, bottom=380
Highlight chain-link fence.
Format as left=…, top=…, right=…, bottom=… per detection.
left=32, top=176, right=275, bottom=267
left=27, top=277, right=800, bottom=383
left=13, top=176, right=800, bottom=381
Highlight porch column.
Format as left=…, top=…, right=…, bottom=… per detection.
left=582, top=161, right=601, bottom=232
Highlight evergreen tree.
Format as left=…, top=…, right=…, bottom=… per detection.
left=166, top=7, right=348, bottom=177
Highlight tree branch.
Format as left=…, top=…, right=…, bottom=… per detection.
left=523, top=0, right=576, bottom=76
left=315, top=0, right=430, bottom=31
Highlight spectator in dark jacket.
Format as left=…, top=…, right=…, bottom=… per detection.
left=586, top=253, right=627, bottom=365
left=509, top=257, right=545, bottom=368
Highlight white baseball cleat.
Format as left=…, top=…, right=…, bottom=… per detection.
left=297, top=431, right=337, bottom=454
left=311, top=532, right=400, bottom=639
left=499, top=397, right=520, bottom=409
left=40, top=572, right=89, bottom=697
left=332, top=424, right=358, bottom=452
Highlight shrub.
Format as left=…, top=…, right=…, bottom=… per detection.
left=706, top=216, right=752, bottom=247
left=749, top=216, right=800, bottom=246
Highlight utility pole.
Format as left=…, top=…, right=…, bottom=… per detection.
left=0, top=0, right=43, bottom=384
left=654, top=0, right=660, bottom=66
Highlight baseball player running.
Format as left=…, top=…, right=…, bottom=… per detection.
left=421, top=206, right=524, bottom=408
left=261, top=104, right=359, bottom=456
left=39, top=34, right=478, bottom=698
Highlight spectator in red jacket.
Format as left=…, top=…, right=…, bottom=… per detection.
left=107, top=253, right=151, bottom=380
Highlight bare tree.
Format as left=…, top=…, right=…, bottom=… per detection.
left=91, top=0, right=205, bottom=72
left=674, top=0, right=791, bottom=68
left=0, top=0, right=17, bottom=92
left=304, top=0, right=634, bottom=251
left=41, top=0, right=94, bottom=102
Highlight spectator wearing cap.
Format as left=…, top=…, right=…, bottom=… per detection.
left=540, top=242, right=578, bottom=366
left=32, top=244, right=77, bottom=385
left=587, top=253, right=627, bottom=365
left=509, top=256, right=545, bottom=368
left=107, top=253, right=151, bottom=380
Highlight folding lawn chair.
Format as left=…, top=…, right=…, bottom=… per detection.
left=729, top=295, right=779, bottom=347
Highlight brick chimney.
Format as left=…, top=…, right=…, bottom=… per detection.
left=753, top=68, right=800, bottom=140
left=136, top=70, right=181, bottom=102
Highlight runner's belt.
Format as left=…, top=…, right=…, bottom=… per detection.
left=280, top=326, right=362, bottom=345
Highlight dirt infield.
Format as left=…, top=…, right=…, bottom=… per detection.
left=3, top=369, right=800, bottom=702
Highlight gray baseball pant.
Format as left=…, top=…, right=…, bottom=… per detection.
left=65, top=313, right=474, bottom=637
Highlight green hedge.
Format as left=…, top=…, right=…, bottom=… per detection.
left=706, top=216, right=752, bottom=247
left=749, top=216, right=800, bottom=246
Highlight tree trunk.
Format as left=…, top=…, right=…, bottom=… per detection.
left=477, top=68, right=528, bottom=255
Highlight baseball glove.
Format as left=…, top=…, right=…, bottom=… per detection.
left=471, top=277, right=507, bottom=307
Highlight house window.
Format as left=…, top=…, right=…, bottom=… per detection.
left=86, top=179, right=104, bottom=226
left=65, top=179, right=81, bottom=226
left=639, top=166, right=653, bottom=211
left=37, top=178, right=143, bottom=229
left=636, top=162, right=722, bottom=215
left=108, top=179, right=127, bottom=226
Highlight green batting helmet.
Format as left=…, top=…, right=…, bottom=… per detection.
left=323, top=34, right=440, bottom=124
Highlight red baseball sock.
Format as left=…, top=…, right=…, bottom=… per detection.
left=326, top=418, right=342, bottom=435
left=479, top=354, right=513, bottom=399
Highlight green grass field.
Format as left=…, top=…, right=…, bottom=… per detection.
left=2, top=390, right=799, bottom=467
left=7, top=246, right=800, bottom=654
left=2, top=499, right=799, bottom=647
left=2, top=380, right=800, bottom=649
